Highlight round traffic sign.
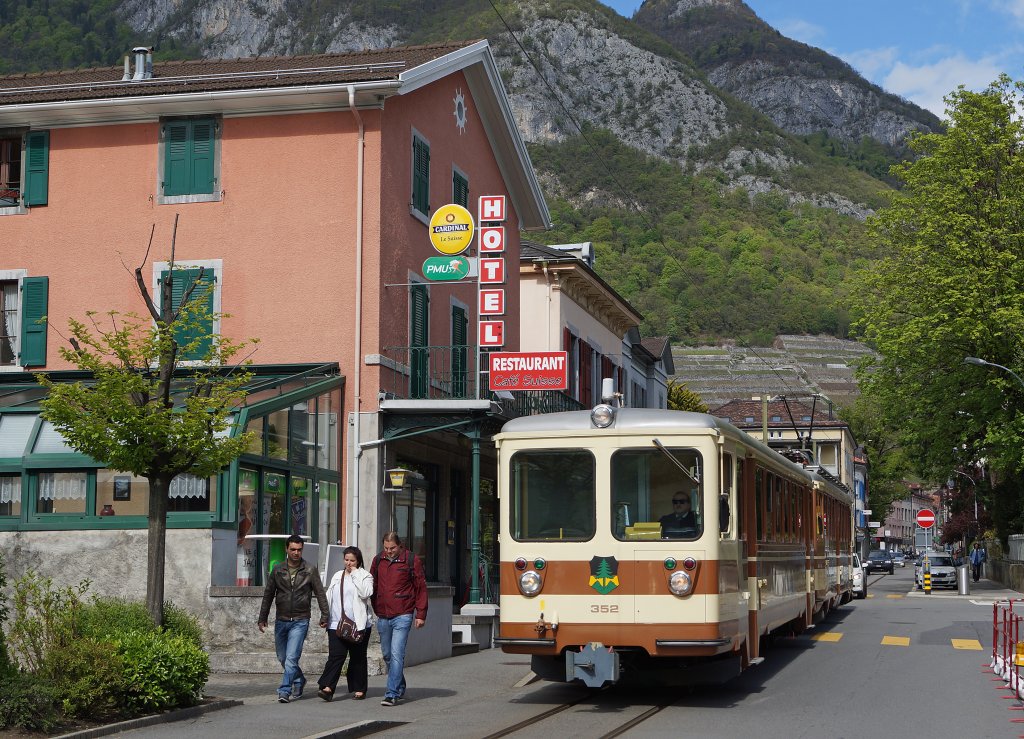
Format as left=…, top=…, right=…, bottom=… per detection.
left=916, top=509, right=936, bottom=529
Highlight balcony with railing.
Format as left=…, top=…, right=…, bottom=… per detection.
left=375, top=344, right=583, bottom=418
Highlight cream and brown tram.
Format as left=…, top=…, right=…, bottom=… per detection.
left=494, top=399, right=855, bottom=686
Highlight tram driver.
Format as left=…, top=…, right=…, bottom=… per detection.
left=660, top=490, right=698, bottom=538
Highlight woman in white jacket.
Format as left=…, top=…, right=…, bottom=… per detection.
left=317, top=545, right=374, bottom=700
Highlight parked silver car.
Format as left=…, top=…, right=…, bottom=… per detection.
left=915, top=552, right=957, bottom=589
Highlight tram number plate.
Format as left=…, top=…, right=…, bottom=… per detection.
left=590, top=605, right=619, bottom=613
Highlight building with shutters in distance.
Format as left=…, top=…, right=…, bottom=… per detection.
left=518, top=240, right=672, bottom=410
left=0, top=40, right=550, bottom=670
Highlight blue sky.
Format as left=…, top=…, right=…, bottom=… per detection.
left=601, top=0, right=1022, bottom=117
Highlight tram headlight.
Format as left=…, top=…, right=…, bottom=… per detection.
left=590, top=404, right=615, bottom=428
left=518, top=569, right=543, bottom=597
left=668, top=570, right=693, bottom=597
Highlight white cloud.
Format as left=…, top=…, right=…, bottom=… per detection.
left=991, top=0, right=1024, bottom=23
left=771, top=18, right=826, bottom=46
left=844, top=47, right=899, bottom=81
left=883, top=54, right=1004, bottom=116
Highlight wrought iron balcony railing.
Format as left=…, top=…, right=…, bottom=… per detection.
left=376, top=344, right=583, bottom=418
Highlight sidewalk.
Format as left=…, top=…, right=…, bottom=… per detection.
left=905, top=575, right=1021, bottom=600
left=80, top=648, right=562, bottom=739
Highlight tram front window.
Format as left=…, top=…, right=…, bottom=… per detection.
left=611, top=448, right=704, bottom=541
left=509, top=450, right=595, bottom=541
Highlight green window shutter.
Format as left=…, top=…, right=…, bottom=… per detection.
left=451, top=305, right=467, bottom=398
left=453, top=171, right=468, bottom=208
left=23, top=131, right=49, bottom=206
left=412, top=137, right=430, bottom=214
left=410, top=283, right=429, bottom=398
left=162, top=268, right=215, bottom=360
left=164, top=122, right=191, bottom=196
left=190, top=120, right=215, bottom=195
left=19, top=276, right=48, bottom=367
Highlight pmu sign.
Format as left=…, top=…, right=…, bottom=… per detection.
left=489, top=351, right=568, bottom=391
left=916, top=509, right=936, bottom=529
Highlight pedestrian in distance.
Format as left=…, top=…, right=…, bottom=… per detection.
left=371, top=531, right=428, bottom=707
left=317, top=545, right=374, bottom=701
left=258, top=534, right=329, bottom=703
left=970, top=541, right=987, bottom=582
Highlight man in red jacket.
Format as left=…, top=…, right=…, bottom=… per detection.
left=370, top=531, right=427, bottom=706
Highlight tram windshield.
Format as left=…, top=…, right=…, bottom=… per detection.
left=509, top=449, right=595, bottom=541
left=611, top=447, right=703, bottom=541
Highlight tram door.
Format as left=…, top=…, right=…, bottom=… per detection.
left=718, top=451, right=745, bottom=625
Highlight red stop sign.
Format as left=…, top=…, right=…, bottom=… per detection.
left=916, top=509, right=936, bottom=529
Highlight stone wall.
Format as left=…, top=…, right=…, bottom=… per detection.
left=0, top=530, right=453, bottom=674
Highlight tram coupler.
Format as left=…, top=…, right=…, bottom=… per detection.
left=566, top=642, right=619, bottom=687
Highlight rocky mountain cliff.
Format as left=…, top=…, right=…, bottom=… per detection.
left=633, top=0, right=941, bottom=148
left=108, top=0, right=937, bottom=217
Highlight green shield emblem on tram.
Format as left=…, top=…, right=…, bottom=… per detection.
left=588, top=556, right=619, bottom=595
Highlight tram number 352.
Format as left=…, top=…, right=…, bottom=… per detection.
left=590, top=605, right=620, bottom=613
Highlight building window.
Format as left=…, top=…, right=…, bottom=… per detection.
left=451, top=304, right=468, bottom=398
left=411, top=133, right=430, bottom=217
left=0, top=129, right=48, bottom=210
left=0, top=474, right=21, bottom=516
left=452, top=168, right=468, bottom=208
left=154, top=260, right=221, bottom=361
left=410, top=282, right=430, bottom=398
left=35, top=470, right=88, bottom=514
left=160, top=117, right=220, bottom=203
left=0, top=272, right=48, bottom=369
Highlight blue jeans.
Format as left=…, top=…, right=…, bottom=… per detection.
left=274, top=619, right=310, bottom=697
left=377, top=613, right=413, bottom=699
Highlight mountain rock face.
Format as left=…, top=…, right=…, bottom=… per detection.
left=110, top=0, right=937, bottom=217
left=633, top=0, right=941, bottom=147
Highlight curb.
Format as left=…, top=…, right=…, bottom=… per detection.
left=55, top=697, right=243, bottom=738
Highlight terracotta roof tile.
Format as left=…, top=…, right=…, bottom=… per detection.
left=0, top=41, right=479, bottom=106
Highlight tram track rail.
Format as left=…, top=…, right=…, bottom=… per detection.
left=479, top=693, right=674, bottom=739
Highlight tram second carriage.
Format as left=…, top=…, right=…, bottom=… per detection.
left=494, top=400, right=854, bottom=687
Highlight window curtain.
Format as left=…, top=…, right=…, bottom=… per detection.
left=0, top=475, right=19, bottom=504
left=169, top=473, right=208, bottom=499
left=38, top=472, right=86, bottom=501
left=1, top=281, right=16, bottom=361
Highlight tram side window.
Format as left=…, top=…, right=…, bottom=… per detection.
left=611, top=447, right=704, bottom=541
left=509, top=450, right=595, bottom=541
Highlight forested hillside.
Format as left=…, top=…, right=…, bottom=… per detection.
left=0, top=0, right=912, bottom=344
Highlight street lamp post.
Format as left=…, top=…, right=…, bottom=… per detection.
left=964, top=356, right=1024, bottom=391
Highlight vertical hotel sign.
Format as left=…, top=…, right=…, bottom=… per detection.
left=477, top=196, right=505, bottom=349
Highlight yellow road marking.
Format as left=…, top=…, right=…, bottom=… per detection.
left=882, top=636, right=910, bottom=646
left=885, top=594, right=904, bottom=599
left=951, top=639, right=983, bottom=650
left=812, top=632, right=843, bottom=642
left=867, top=593, right=875, bottom=598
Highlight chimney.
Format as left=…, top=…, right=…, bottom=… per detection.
left=122, top=55, right=131, bottom=81
left=131, top=46, right=152, bottom=81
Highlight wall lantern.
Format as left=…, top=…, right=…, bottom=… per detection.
left=387, top=468, right=409, bottom=489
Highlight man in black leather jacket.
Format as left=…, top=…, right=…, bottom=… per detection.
left=258, top=534, right=329, bottom=702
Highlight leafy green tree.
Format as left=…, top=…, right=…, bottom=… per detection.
left=850, top=75, right=1024, bottom=535
left=838, top=393, right=912, bottom=523
left=37, top=220, right=255, bottom=625
left=667, top=379, right=708, bottom=413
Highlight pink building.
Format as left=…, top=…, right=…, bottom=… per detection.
left=0, top=40, right=548, bottom=667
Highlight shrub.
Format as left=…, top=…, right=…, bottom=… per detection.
left=77, top=597, right=153, bottom=640
left=0, top=551, right=12, bottom=677
left=116, top=630, right=209, bottom=714
left=7, top=571, right=89, bottom=677
left=0, top=671, right=63, bottom=733
left=162, top=601, right=205, bottom=647
left=43, top=636, right=126, bottom=722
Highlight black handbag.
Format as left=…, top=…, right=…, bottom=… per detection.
left=335, top=571, right=367, bottom=644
